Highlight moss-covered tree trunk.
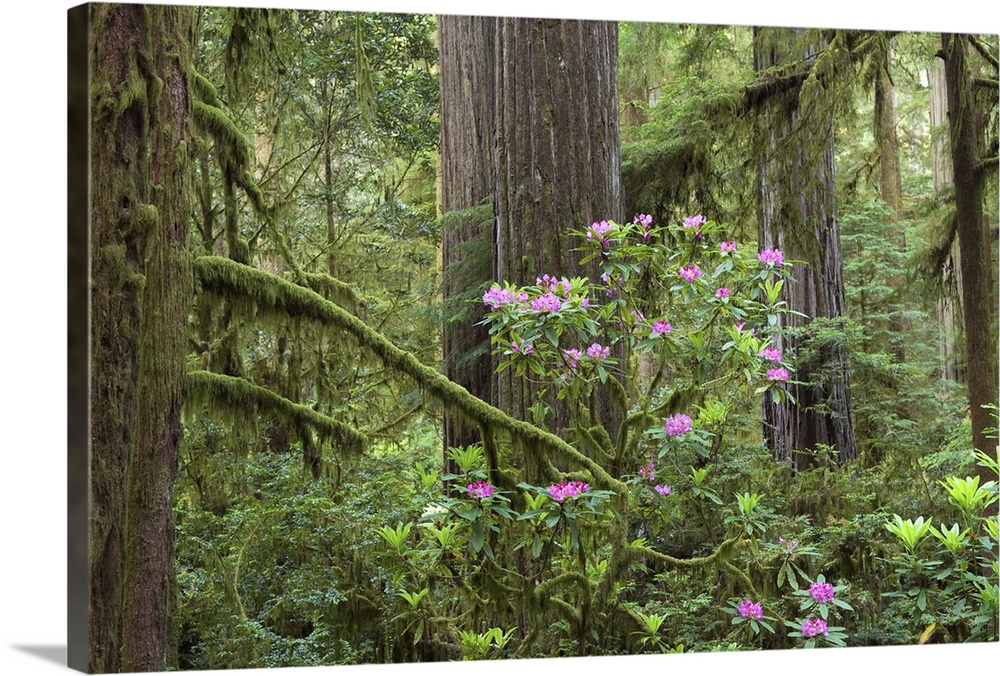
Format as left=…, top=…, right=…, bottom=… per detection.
left=941, top=33, right=999, bottom=469
left=753, top=27, right=857, bottom=469
left=438, top=14, right=496, bottom=474
left=493, top=17, right=623, bottom=458
left=90, top=4, right=195, bottom=671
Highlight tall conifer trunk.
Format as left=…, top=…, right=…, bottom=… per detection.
left=941, top=33, right=999, bottom=468
left=438, top=14, right=496, bottom=476
left=753, top=27, right=857, bottom=469
left=90, top=4, right=194, bottom=671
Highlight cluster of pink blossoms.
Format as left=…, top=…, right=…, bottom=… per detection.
left=678, top=265, right=702, bottom=282
left=536, top=274, right=572, bottom=294
left=483, top=285, right=516, bottom=311
left=767, top=367, right=790, bottom=382
left=758, top=247, right=784, bottom=266
left=654, top=484, right=672, bottom=496
left=563, top=348, right=582, bottom=369
left=634, top=213, right=653, bottom=241
left=638, top=460, right=656, bottom=480
left=587, top=220, right=615, bottom=246
left=761, top=346, right=782, bottom=362
left=511, top=339, right=534, bottom=355
left=720, top=241, right=737, bottom=254
left=801, top=618, right=829, bottom=637
left=467, top=480, right=495, bottom=499
left=737, top=598, right=764, bottom=621
left=532, top=293, right=562, bottom=313
left=651, top=320, right=673, bottom=335
left=664, top=413, right=693, bottom=437
left=716, top=287, right=730, bottom=299
left=548, top=481, right=589, bottom=502
left=810, top=581, right=835, bottom=604
left=587, top=343, right=610, bottom=360
left=684, top=214, right=707, bottom=229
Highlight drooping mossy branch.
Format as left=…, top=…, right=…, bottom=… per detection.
left=185, top=369, right=367, bottom=456
left=629, top=535, right=743, bottom=569
left=193, top=255, right=627, bottom=495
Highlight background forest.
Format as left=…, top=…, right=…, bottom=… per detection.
left=74, top=1, right=999, bottom=673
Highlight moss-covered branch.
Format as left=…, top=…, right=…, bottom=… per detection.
left=193, top=256, right=628, bottom=495
left=184, top=369, right=366, bottom=455
left=629, top=535, right=743, bottom=569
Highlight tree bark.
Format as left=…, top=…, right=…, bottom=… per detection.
left=90, top=4, right=195, bottom=671
left=493, top=17, right=623, bottom=462
left=753, top=27, right=857, bottom=469
left=438, top=14, right=496, bottom=474
left=941, top=33, right=999, bottom=466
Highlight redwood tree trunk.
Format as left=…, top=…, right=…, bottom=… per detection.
left=493, top=18, right=623, bottom=454
left=90, top=4, right=195, bottom=671
left=754, top=27, right=857, bottom=469
left=941, top=33, right=999, bottom=466
left=438, top=14, right=496, bottom=474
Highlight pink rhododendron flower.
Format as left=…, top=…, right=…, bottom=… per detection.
left=467, top=480, right=495, bottom=499
left=801, top=618, right=829, bottom=638
left=678, top=265, right=702, bottom=282
left=767, top=367, right=790, bottom=382
left=531, top=293, right=562, bottom=313
left=810, top=581, right=835, bottom=604
left=716, top=287, right=730, bottom=299
left=483, top=285, right=515, bottom=310
left=664, top=413, right=693, bottom=436
left=651, top=320, right=673, bottom=335
left=511, top=339, right=534, bottom=355
left=586, top=220, right=615, bottom=246
left=720, top=241, right=737, bottom=253
left=737, top=599, right=763, bottom=621
left=548, top=481, right=589, bottom=502
left=587, top=343, right=610, bottom=360
left=563, top=348, right=582, bottom=370
left=761, top=346, right=782, bottom=362
left=654, top=484, right=672, bottom=496
left=684, top=214, right=707, bottom=229
left=638, top=460, right=656, bottom=480
left=634, top=213, right=653, bottom=227
left=758, top=248, right=784, bottom=265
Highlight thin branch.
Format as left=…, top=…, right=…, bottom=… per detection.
left=969, top=34, right=999, bottom=71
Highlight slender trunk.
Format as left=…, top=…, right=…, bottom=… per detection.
left=941, top=34, right=999, bottom=467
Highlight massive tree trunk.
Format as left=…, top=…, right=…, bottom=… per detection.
left=90, top=4, right=194, bottom=671
left=753, top=27, right=857, bottom=470
left=493, top=18, right=623, bottom=458
left=941, top=33, right=999, bottom=465
left=438, top=14, right=496, bottom=474
left=928, top=57, right=965, bottom=384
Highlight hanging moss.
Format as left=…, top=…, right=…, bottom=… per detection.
left=191, top=68, right=220, bottom=107
left=192, top=100, right=252, bottom=170
left=184, top=369, right=367, bottom=457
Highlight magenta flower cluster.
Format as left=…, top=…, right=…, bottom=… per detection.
left=684, top=214, right=707, bottom=229
left=638, top=460, right=656, bottom=480
left=634, top=213, right=653, bottom=241
left=761, top=346, right=782, bottom=362
left=467, top=480, right=495, bottom=499
left=758, top=248, right=784, bottom=266
left=536, top=274, right=571, bottom=294
left=654, top=484, right=672, bottom=496
left=563, top=348, right=582, bottom=369
left=767, top=367, right=790, bottom=382
left=720, top=241, right=736, bottom=254
left=587, top=343, right=610, bottom=360
left=483, top=285, right=516, bottom=310
left=511, top=339, right=533, bottom=355
left=716, top=287, right=730, bottom=299
left=678, top=265, right=702, bottom=282
left=801, top=618, right=829, bottom=638
left=587, top=220, right=615, bottom=246
left=548, top=481, right=589, bottom=502
left=651, top=320, right=673, bottom=335
left=810, top=581, right=835, bottom=604
left=664, top=413, right=693, bottom=437
left=532, top=293, right=562, bottom=313
left=737, top=598, right=764, bottom=621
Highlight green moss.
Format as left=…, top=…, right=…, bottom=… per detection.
left=192, top=100, right=252, bottom=170
left=191, top=69, right=220, bottom=107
